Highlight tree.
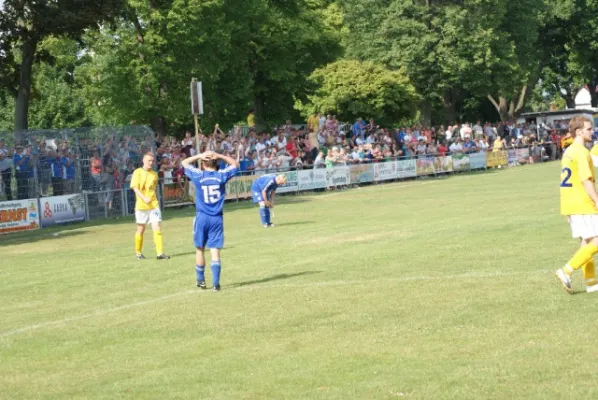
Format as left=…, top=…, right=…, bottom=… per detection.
left=0, top=0, right=125, bottom=134
left=298, top=59, right=418, bottom=125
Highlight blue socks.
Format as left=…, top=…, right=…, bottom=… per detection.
left=264, top=208, right=271, bottom=225
left=259, top=207, right=267, bottom=225
left=196, top=265, right=205, bottom=282
left=211, top=261, right=221, bottom=287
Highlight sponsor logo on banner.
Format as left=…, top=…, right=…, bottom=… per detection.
left=486, top=150, right=508, bottom=167
left=434, top=156, right=453, bottom=173
left=397, top=159, right=416, bottom=178
left=163, top=183, right=189, bottom=204
left=515, top=148, right=530, bottom=163
left=451, top=153, right=470, bottom=171
left=350, top=164, right=374, bottom=184
left=326, top=166, right=350, bottom=187
left=0, top=199, right=40, bottom=234
left=276, top=170, right=298, bottom=194
left=416, top=158, right=435, bottom=175
left=40, top=194, right=86, bottom=228
left=298, top=169, right=327, bottom=190
left=374, top=161, right=398, bottom=181
left=469, top=152, right=487, bottom=169
left=507, top=149, right=518, bottom=164
left=225, top=174, right=259, bottom=200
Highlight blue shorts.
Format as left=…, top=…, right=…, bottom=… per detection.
left=251, top=186, right=271, bottom=204
left=193, top=213, right=224, bottom=249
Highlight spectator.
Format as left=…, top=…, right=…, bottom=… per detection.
left=0, top=138, right=12, bottom=200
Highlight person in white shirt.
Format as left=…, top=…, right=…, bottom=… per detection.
left=277, top=151, right=294, bottom=169
left=449, top=139, right=464, bottom=153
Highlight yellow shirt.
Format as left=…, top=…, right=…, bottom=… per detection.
left=307, top=115, right=319, bottom=132
left=130, top=168, right=160, bottom=210
left=247, top=113, right=255, bottom=128
left=560, top=142, right=598, bottom=215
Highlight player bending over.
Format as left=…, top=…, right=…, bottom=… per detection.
left=182, top=150, right=238, bottom=291
left=131, top=152, right=170, bottom=260
left=250, top=174, right=287, bottom=227
left=555, top=116, right=598, bottom=294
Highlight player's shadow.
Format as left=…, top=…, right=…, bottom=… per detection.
left=275, top=221, right=315, bottom=227
left=230, top=270, right=322, bottom=288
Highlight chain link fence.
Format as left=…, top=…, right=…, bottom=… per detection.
left=0, top=126, right=156, bottom=222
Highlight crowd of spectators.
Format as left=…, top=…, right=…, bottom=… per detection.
left=0, top=115, right=592, bottom=201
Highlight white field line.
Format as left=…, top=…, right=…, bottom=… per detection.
left=0, top=269, right=550, bottom=339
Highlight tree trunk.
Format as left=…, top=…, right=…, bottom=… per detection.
left=443, top=88, right=457, bottom=126
left=487, top=94, right=509, bottom=122
left=419, top=101, right=432, bottom=127
left=15, top=37, right=38, bottom=141
left=253, top=93, right=266, bottom=132
left=151, top=115, right=166, bottom=138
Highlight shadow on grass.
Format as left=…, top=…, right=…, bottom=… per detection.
left=274, top=220, right=316, bottom=227
left=230, top=270, right=322, bottom=288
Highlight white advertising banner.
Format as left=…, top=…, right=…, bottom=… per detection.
left=40, top=194, right=86, bottom=228
left=275, top=170, right=299, bottom=194
left=325, top=166, right=350, bottom=187
left=374, top=161, right=398, bottom=181
left=397, top=159, right=417, bottom=178
left=0, top=199, right=40, bottom=234
left=297, top=169, right=327, bottom=190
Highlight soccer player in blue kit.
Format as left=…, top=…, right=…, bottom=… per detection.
left=182, top=150, right=239, bottom=291
left=251, top=174, right=287, bottom=227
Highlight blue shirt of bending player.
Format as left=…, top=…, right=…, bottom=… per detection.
left=183, top=164, right=238, bottom=215
left=252, top=174, right=279, bottom=198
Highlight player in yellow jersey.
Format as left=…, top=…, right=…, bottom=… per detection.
left=555, top=116, right=598, bottom=293
left=130, top=152, right=170, bottom=260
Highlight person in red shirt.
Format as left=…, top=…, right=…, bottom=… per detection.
left=285, top=137, right=298, bottom=159
left=437, top=141, right=448, bottom=156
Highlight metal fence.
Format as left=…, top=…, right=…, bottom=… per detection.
left=0, top=126, right=155, bottom=221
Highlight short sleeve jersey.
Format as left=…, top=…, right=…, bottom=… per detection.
left=560, top=142, right=598, bottom=215
left=184, top=164, right=238, bottom=216
left=130, top=168, right=160, bottom=210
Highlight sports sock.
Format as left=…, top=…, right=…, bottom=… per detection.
left=153, top=230, right=164, bottom=255
left=211, top=261, right=221, bottom=287
left=135, top=232, right=143, bottom=254
left=564, top=243, right=598, bottom=276
left=196, top=265, right=205, bottom=282
left=264, top=207, right=271, bottom=225
left=259, top=207, right=267, bottom=225
left=583, top=259, right=597, bottom=286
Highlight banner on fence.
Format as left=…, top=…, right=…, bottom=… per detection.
left=487, top=150, right=508, bottom=167
left=276, top=170, right=299, bottom=194
left=416, top=158, right=435, bottom=175
left=434, top=156, right=453, bottom=173
left=451, top=153, right=470, bottom=171
left=226, top=174, right=259, bottom=200
left=40, top=194, right=86, bottom=228
left=326, top=166, right=350, bottom=187
left=397, top=159, right=417, bottom=178
left=350, top=164, right=375, bottom=184
left=163, top=183, right=188, bottom=204
left=515, top=148, right=530, bottom=163
left=507, top=149, right=518, bottom=165
left=298, top=169, right=328, bottom=190
left=469, top=152, right=487, bottom=170
left=374, top=161, right=398, bottom=181
left=0, top=199, right=40, bottom=234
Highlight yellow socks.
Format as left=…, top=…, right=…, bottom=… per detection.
left=564, top=243, right=598, bottom=276
left=583, top=259, right=597, bottom=286
left=153, top=230, right=164, bottom=255
left=135, top=232, right=143, bottom=254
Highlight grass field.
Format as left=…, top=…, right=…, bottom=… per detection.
left=2, top=162, right=597, bottom=399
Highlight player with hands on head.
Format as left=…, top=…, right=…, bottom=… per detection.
left=182, top=150, right=239, bottom=291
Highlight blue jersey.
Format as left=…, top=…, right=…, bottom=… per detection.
left=184, top=164, right=238, bottom=216
left=252, top=174, right=278, bottom=195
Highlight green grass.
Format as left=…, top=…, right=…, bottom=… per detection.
left=2, top=162, right=597, bottom=399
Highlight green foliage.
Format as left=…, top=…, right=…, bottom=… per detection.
left=298, top=59, right=418, bottom=125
